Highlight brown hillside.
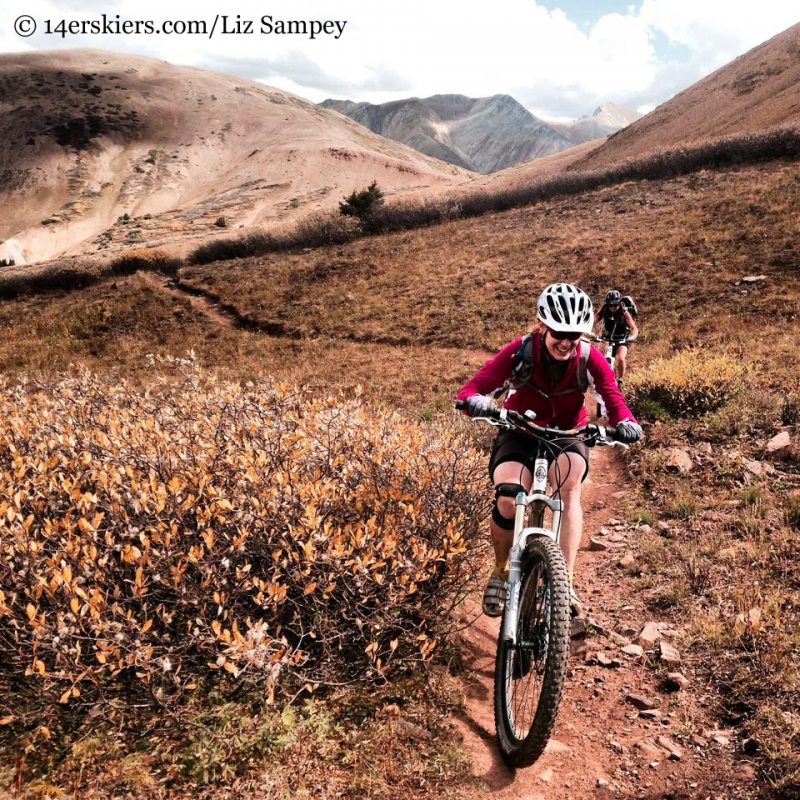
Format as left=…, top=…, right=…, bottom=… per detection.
left=467, top=138, right=605, bottom=193
left=570, top=22, right=800, bottom=171
left=0, top=49, right=472, bottom=265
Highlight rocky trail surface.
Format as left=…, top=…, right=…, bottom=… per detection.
left=453, top=446, right=756, bottom=800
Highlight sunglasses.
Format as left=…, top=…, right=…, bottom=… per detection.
left=547, top=328, right=582, bottom=342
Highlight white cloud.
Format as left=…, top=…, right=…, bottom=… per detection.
left=0, top=0, right=797, bottom=119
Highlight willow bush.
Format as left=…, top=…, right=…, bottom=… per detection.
left=0, top=364, right=488, bottom=716
left=627, top=348, right=747, bottom=418
left=108, top=247, right=181, bottom=276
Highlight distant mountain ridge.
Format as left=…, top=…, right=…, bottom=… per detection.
left=320, top=95, right=640, bottom=173
left=569, top=22, right=800, bottom=172
left=551, top=103, right=642, bottom=145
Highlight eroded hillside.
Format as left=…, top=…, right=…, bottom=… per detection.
left=0, top=49, right=472, bottom=265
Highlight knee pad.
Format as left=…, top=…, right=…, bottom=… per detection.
left=492, top=483, right=525, bottom=530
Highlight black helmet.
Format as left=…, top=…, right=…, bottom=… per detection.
left=605, top=290, right=622, bottom=305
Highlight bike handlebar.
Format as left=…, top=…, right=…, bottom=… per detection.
left=454, top=400, right=624, bottom=446
left=592, top=334, right=631, bottom=344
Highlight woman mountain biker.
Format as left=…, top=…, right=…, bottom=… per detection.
left=594, top=289, right=638, bottom=385
left=457, top=283, right=641, bottom=619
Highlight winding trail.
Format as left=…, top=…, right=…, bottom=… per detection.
left=143, top=272, right=240, bottom=329
left=453, top=446, right=752, bottom=800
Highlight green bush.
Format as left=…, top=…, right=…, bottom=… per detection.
left=339, top=181, right=384, bottom=220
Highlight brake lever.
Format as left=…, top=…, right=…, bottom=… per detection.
left=474, top=416, right=515, bottom=430
left=598, top=439, right=630, bottom=449
left=588, top=425, right=630, bottom=449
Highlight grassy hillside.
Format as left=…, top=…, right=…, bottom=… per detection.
left=0, top=157, right=798, bottom=797
left=3, top=159, right=797, bottom=397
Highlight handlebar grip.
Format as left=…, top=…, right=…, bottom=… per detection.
left=455, top=399, right=507, bottom=420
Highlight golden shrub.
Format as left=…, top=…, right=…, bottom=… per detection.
left=0, top=367, right=488, bottom=704
left=109, top=247, right=180, bottom=275
left=628, top=348, right=747, bottom=417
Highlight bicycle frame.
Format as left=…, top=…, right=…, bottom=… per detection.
left=592, top=335, right=627, bottom=417
left=597, top=335, right=627, bottom=373
left=503, top=462, right=562, bottom=646
left=462, top=404, right=624, bottom=646
left=471, top=408, right=566, bottom=647
left=602, top=340, right=616, bottom=371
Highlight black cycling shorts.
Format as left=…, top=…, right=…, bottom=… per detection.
left=488, top=430, right=589, bottom=484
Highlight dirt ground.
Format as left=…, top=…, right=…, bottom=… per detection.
left=453, top=445, right=758, bottom=800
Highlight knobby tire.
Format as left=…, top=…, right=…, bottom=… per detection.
left=494, top=537, right=571, bottom=767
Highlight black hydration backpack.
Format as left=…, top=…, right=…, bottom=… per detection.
left=621, top=296, right=638, bottom=318
left=508, top=333, right=590, bottom=398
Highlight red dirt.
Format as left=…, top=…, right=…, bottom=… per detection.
left=453, top=446, right=758, bottom=800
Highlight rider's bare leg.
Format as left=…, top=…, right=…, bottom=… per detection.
left=615, top=344, right=629, bottom=382
left=490, top=460, right=532, bottom=566
left=548, top=452, right=586, bottom=574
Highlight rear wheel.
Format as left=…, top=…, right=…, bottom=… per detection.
left=494, top=537, right=570, bottom=767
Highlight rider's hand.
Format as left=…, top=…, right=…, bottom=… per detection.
left=628, top=337, right=637, bottom=343
left=615, top=419, right=643, bottom=444
left=465, top=394, right=494, bottom=417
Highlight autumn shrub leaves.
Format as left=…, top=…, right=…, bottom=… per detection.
left=627, top=349, right=746, bottom=418
left=0, top=367, right=488, bottom=707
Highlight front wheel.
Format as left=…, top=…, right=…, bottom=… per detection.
left=494, top=537, right=571, bottom=767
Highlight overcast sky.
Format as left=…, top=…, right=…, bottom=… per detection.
left=1, top=1, right=797, bottom=120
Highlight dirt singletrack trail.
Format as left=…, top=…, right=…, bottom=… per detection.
left=143, top=272, right=238, bottom=328
left=454, top=445, right=754, bottom=800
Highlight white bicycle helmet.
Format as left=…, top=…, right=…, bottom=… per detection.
left=536, top=282, right=594, bottom=334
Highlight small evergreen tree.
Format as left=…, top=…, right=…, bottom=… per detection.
left=339, top=181, right=384, bottom=220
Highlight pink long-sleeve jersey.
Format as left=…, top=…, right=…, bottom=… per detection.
left=457, top=333, right=637, bottom=429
